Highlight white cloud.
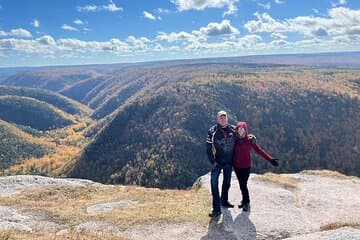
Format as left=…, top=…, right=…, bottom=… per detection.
left=274, top=0, right=284, bottom=4
left=244, top=7, right=360, bottom=38
left=258, top=2, right=271, bottom=10
left=57, top=38, right=130, bottom=54
left=77, top=0, right=122, bottom=12
left=331, top=0, right=347, bottom=8
left=77, top=5, right=97, bottom=12
left=61, top=24, right=78, bottom=31
left=171, top=0, right=239, bottom=16
left=11, top=29, right=32, bottom=38
left=236, top=34, right=263, bottom=48
left=271, top=32, right=287, bottom=40
left=339, top=0, right=347, bottom=4
left=157, top=8, right=170, bottom=14
left=155, top=20, right=239, bottom=46
left=103, top=0, right=122, bottom=11
left=156, top=31, right=197, bottom=42
left=154, top=44, right=165, bottom=52
left=37, top=35, right=56, bottom=46
left=4, top=28, right=32, bottom=38
left=74, top=19, right=85, bottom=25
left=270, top=39, right=288, bottom=47
left=143, top=11, right=156, bottom=20
left=244, top=12, right=287, bottom=33
left=31, top=19, right=40, bottom=28
left=198, top=20, right=239, bottom=36
left=0, top=35, right=134, bottom=56
left=57, top=38, right=88, bottom=51
left=0, top=38, right=55, bottom=54
left=127, top=36, right=151, bottom=51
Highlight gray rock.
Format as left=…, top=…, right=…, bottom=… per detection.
left=196, top=172, right=360, bottom=239
left=286, top=227, right=360, bottom=240
left=0, top=175, right=97, bottom=197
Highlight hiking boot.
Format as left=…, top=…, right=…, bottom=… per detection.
left=242, top=203, right=250, bottom=212
left=221, top=201, right=234, bottom=208
left=209, top=211, right=221, bottom=218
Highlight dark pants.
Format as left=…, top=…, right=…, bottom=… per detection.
left=234, top=167, right=251, bottom=204
left=210, top=163, right=232, bottom=213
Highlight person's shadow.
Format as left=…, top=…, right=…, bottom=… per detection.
left=201, top=208, right=257, bottom=240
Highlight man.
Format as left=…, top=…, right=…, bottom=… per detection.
left=206, top=110, right=235, bottom=218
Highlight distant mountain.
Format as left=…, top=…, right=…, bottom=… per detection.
left=205, top=51, right=360, bottom=67
left=2, top=52, right=359, bottom=117
left=0, top=67, right=35, bottom=76
left=0, top=95, right=75, bottom=130
left=1, top=70, right=96, bottom=92
left=0, top=120, right=49, bottom=170
left=66, top=63, right=360, bottom=189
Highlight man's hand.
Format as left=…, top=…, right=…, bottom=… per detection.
left=270, top=158, right=279, bottom=167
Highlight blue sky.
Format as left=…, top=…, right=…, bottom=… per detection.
left=0, top=0, right=359, bottom=67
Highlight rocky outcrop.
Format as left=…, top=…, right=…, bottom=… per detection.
left=0, top=172, right=359, bottom=239
left=197, top=171, right=360, bottom=240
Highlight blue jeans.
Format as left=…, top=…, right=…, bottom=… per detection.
left=210, top=163, right=232, bottom=213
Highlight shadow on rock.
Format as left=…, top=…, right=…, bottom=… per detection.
left=233, top=210, right=257, bottom=240
left=201, top=208, right=256, bottom=240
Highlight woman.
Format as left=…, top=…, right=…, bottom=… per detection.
left=233, top=121, right=279, bottom=211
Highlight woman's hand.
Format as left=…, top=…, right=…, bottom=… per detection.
left=270, top=158, right=279, bottom=167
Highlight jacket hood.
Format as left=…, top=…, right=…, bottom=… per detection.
left=236, top=121, right=248, bottom=134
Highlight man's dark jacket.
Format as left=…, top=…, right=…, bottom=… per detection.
left=206, top=124, right=235, bottom=165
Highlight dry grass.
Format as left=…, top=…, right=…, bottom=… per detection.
left=320, top=222, right=360, bottom=231
left=300, top=170, right=356, bottom=180
left=254, top=172, right=298, bottom=189
left=0, top=183, right=211, bottom=234
left=0, top=229, right=131, bottom=240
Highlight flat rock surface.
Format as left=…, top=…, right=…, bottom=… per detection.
left=0, top=173, right=359, bottom=239
left=197, top=171, right=360, bottom=240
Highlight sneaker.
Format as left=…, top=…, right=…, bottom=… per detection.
left=209, top=211, right=221, bottom=218
left=221, top=201, right=234, bottom=208
left=243, top=203, right=250, bottom=212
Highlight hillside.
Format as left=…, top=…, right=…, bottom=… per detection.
left=2, top=52, right=359, bottom=120
left=0, top=120, right=49, bottom=170
left=1, top=55, right=359, bottom=189
left=0, top=95, right=75, bottom=131
left=0, top=171, right=359, bottom=239
left=67, top=64, right=360, bottom=189
left=0, top=85, right=91, bottom=116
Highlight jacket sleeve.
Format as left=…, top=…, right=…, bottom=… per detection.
left=206, top=129, right=215, bottom=164
left=250, top=136, right=272, bottom=161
